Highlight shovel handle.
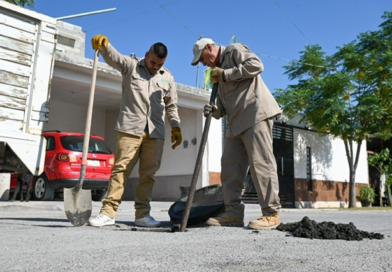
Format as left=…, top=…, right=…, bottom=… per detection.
left=180, top=84, right=218, bottom=232
left=78, top=50, right=99, bottom=188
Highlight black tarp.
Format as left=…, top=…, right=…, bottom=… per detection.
left=168, top=185, right=225, bottom=226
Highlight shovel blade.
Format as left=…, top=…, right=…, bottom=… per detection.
left=64, top=187, right=92, bottom=226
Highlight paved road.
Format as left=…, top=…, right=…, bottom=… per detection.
left=0, top=200, right=391, bottom=271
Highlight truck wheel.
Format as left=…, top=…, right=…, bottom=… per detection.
left=92, top=189, right=107, bottom=201
left=33, top=174, right=54, bottom=201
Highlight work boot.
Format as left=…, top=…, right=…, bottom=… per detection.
left=248, top=214, right=280, bottom=230
left=88, top=213, right=115, bottom=227
left=135, top=215, right=161, bottom=227
left=206, top=212, right=244, bottom=227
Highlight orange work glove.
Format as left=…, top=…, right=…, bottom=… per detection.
left=171, top=127, right=182, bottom=149
left=91, top=35, right=109, bottom=51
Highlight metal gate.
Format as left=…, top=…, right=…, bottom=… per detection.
left=242, top=123, right=295, bottom=208
left=273, top=124, right=294, bottom=208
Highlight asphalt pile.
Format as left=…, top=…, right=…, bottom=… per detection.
left=276, top=216, right=384, bottom=241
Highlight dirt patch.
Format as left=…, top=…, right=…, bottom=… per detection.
left=277, top=216, right=384, bottom=241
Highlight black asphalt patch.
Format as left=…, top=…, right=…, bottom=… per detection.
left=276, top=216, right=384, bottom=241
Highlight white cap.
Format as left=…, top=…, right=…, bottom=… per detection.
left=191, top=38, right=215, bottom=66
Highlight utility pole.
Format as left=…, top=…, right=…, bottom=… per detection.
left=56, top=8, right=116, bottom=20
left=195, top=35, right=203, bottom=88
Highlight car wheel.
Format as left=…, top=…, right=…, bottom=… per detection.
left=33, top=174, right=54, bottom=201
left=92, top=189, right=108, bottom=201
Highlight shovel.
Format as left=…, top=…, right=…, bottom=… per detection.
left=64, top=50, right=99, bottom=226
left=180, top=83, right=218, bottom=232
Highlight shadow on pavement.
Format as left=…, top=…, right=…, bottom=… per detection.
left=0, top=217, right=69, bottom=222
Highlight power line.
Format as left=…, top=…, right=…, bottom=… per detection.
left=98, top=1, right=322, bottom=70
left=149, top=0, right=323, bottom=69
left=272, top=0, right=312, bottom=44
left=257, top=53, right=292, bottom=63
left=153, top=0, right=198, bottom=38
left=256, top=53, right=329, bottom=69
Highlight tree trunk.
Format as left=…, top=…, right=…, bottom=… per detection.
left=380, top=174, right=386, bottom=207
left=344, top=139, right=362, bottom=208
left=349, top=168, right=357, bottom=208
left=387, top=185, right=392, bottom=207
left=386, top=175, right=392, bottom=207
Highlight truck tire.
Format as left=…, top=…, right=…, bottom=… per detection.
left=33, top=174, right=54, bottom=201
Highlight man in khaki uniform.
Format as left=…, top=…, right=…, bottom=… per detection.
left=89, top=35, right=182, bottom=228
left=191, top=38, right=282, bottom=229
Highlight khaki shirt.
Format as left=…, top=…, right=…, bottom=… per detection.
left=214, top=43, right=282, bottom=137
left=100, top=44, right=180, bottom=139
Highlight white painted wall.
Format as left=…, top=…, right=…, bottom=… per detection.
left=207, top=118, right=224, bottom=173
left=159, top=107, right=200, bottom=176
left=293, top=129, right=368, bottom=184
left=44, top=100, right=106, bottom=137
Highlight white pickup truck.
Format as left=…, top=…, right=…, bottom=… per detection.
left=0, top=1, right=57, bottom=179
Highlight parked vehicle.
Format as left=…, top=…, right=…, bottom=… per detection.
left=10, top=131, right=114, bottom=201
left=0, top=1, right=57, bottom=178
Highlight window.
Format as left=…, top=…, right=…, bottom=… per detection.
left=60, top=136, right=112, bottom=154
left=58, top=35, right=75, bottom=48
left=46, top=136, right=55, bottom=151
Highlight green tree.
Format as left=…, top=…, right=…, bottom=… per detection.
left=202, top=68, right=212, bottom=90
left=275, top=11, right=392, bottom=208
left=4, top=0, right=34, bottom=7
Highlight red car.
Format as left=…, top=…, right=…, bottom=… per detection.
left=11, top=131, right=114, bottom=201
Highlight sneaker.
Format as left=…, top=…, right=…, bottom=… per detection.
left=135, top=215, right=161, bottom=227
left=206, top=212, right=244, bottom=227
left=248, top=214, right=280, bottom=230
left=88, top=213, right=115, bottom=227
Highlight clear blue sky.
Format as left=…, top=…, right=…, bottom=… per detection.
left=31, top=0, right=391, bottom=92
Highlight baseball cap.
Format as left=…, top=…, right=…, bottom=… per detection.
left=191, top=38, right=215, bottom=66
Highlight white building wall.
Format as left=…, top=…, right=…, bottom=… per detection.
left=208, top=118, right=224, bottom=173
left=157, top=107, right=200, bottom=176
left=44, top=100, right=106, bottom=137
left=293, top=129, right=368, bottom=184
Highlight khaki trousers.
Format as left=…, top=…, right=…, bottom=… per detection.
left=221, top=118, right=281, bottom=219
left=101, top=131, right=164, bottom=219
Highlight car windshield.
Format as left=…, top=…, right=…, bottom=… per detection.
left=60, top=136, right=112, bottom=154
